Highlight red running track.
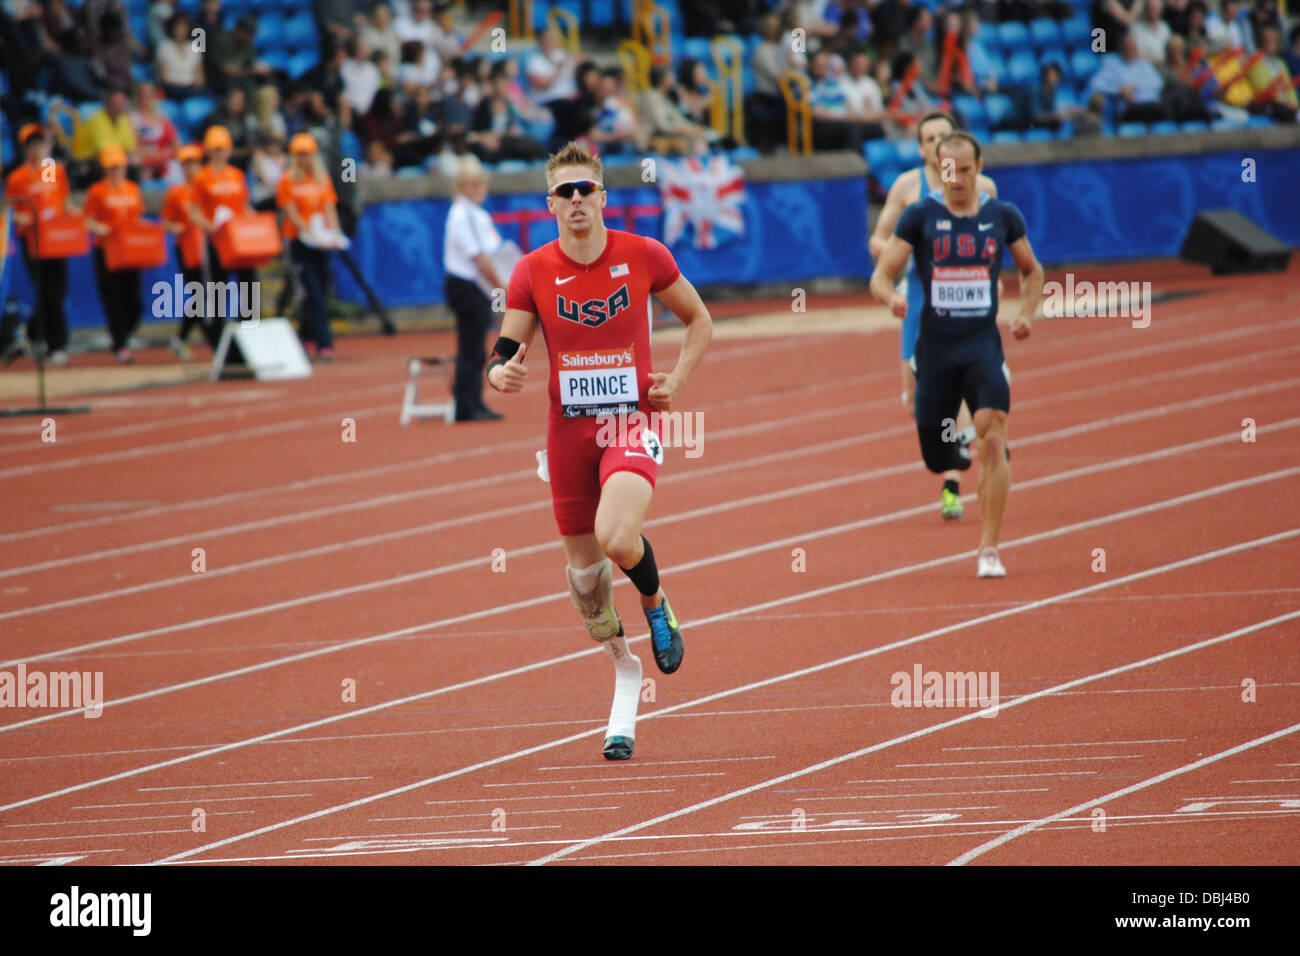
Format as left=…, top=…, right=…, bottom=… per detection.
left=0, top=260, right=1297, bottom=866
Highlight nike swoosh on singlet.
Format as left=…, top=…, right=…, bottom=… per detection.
left=555, top=275, right=576, bottom=285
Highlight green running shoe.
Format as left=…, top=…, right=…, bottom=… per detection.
left=941, top=487, right=965, bottom=520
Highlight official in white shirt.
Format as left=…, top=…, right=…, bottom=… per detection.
left=443, top=155, right=506, bottom=421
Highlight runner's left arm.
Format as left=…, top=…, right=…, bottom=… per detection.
left=649, top=274, right=712, bottom=412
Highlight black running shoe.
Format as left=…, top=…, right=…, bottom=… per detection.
left=644, top=598, right=684, bottom=674
left=603, top=735, right=633, bottom=760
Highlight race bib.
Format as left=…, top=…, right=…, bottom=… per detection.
left=931, top=265, right=991, bottom=311
left=558, top=346, right=639, bottom=418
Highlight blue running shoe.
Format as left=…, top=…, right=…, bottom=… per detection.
left=603, top=735, right=634, bottom=760
left=645, top=598, right=684, bottom=674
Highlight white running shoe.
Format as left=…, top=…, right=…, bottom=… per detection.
left=977, top=547, right=1006, bottom=578
left=48, top=350, right=69, bottom=366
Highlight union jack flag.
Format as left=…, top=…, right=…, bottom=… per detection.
left=657, top=155, right=746, bottom=250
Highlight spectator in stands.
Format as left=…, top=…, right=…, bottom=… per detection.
left=825, top=0, right=874, bottom=54
left=249, top=134, right=286, bottom=211
left=194, top=0, right=228, bottom=54
left=440, top=59, right=480, bottom=141
left=90, top=5, right=137, bottom=92
left=160, top=142, right=208, bottom=355
left=1184, top=1, right=1211, bottom=46
left=1088, top=28, right=1172, bottom=120
left=146, top=0, right=172, bottom=50
left=396, top=38, right=440, bottom=87
left=591, top=66, right=646, bottom=154
left=359, top=139, right=394, bottom=179
left=83, top=144, right=145, bottom=364
left=1158, top=34, right=1216, bottom=120
left=341, top=36, right=382, bottom=115
left=1131, top=0, right=1172, bottom=63
left=675, top=59, right=716, bottom=128
left=792, top=0, right=840, bottom=50
left=396, top=81, right=442, bottom=164
left=1161, top=0, right=1190, bottom=36
left=1206, top=0, right=1250, bottom=52
left=4, top=125, right=74, bottom=365
left=432, top=2, right=463, bottom=62
left=73, top=88, right=138, bottom=165
left=1095, top=0, right=1142, bottom=53
left=872, top=0, right=916, bottom=61
left=638, top=63, right=713, bottom=154
left=394, top=0, right=441, bottom=56
left=200, top=87, right=256, bottom=169
left=252, top=84, right=288, bottom=144
left=526, top=29, right=580, bottom=106
left=808, top=50, right=870, bottom=150
left=130, top=82, right=179, bottom=184
left=1287, top=23, right=1300, bottom=79
left=277, top=133, right=341, bottom=360
left=843, top=50, right=889, bottom=126
left=898, top=7, right=938, bottom=89
left=961, top=9, right=1000, bottom=93
left=1249, top=23, right=1299, bottom=121
left=1248, top=0, right=1284, bottom=51
left=156, top=12, right=205, bottom=100
left=359, top=87, right=405, bottom=163
left=28, top=0, right=102, bottom=102
left=1029, top=61, right=1085, bottom=130
left=313, top=0, right=356, bottom=58
left=891, top=51, right=941, bottom=115
left=208, top=16, right=273, bottom=97
left=495, top=56, right=549, bottom=124
left=748, top=13, right=794, bottom=151
left=359, top=2, right=401, bottom=67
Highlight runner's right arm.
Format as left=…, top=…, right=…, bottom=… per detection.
left=486, top=307, right=538, bottom=392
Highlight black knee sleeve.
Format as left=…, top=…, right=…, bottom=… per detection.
left=618, top=535, right=660, bottom=597
left=918, top=426, right=972, bottom=475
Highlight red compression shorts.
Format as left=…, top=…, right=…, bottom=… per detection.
left=547, top=412, right=662, bottom=536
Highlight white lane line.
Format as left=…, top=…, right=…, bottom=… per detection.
left=480, top=773, right=725, bottom=786
left=6, top=407, right=1295, bottom=727
left=71, top=794, right=312, bottom=809
left=422, top=792, right=675, bottom=804
left=538, top=757, right=779, bottom=770
left=36, top=857, right=86, bottom=866
left=158, top=528, right=1299, bottom=866
left=1, top=830, right=191, bottom=843
left=795, top=789, right=1051, bottom=799
left=372, top=808, right=621, bottom=821
left=948, top=722, right=1300, bottom=865
left=1228, top=777, right=1300, bottom=783
left=943, top=739, right=1183, bottom=750
left=5, top=468, right=1295, bottom=828
left=894, top=756, right=1145, bottom=766
left=137, top=776, right=372, bottom=791
left=528, top=606, right=1300, bottom=865
left=5, top=812, right=256, bottom=826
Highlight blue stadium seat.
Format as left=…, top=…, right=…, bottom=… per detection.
left=1023, top=128, right=1054, bottom=142
left=864, top=139, right=898, bottom=169
left=262, top=48, right=290, bottom=73
left=1028, top=19, right=1063, bottom=49
left=968, top=44, right=1004, bottom=87
left=952, top=94, right=985, bottom=126
left=1054, top=86, right=1080, bottom=110
left=131, top=60, right=153, bottom=84
left=1150, top=120, right=1178, bottom=134
left=1211, top=116, right=1246, bottom=131
left=728, top=146, right=759, bottom=161
left=1039, top=47, right=1070, bottom=81
left=1005, top=51, right=1038, bottom=86
left=287, top=50, right=319, bottom=77
left=1117, top=121, right=1148, bottom=136
left=1, top=136, right=12, bottom=171
left=874, top=162, right=905, bottom=190
left=183, top=95, right=217, bottom=129
left=1060, top=14, right=1092, bottom=47
left=977, top=27, right=1002, bottom=55
left=983, top=92, right=1017, bottom=128
left=1070, top=49, right=1101, bottom=83
left=966, top=120, right=990, bottom=141
left=893, top=139, right=921, bottom=164
left=339, top=129, right=361, bottom=162
left=130, top=13, right=148, bottom=41
left=253, top=13, right=285, bottom=50
left=997, top=22, right=1031, bottom=50
left=1179, top=120, right=1209, bottom=133
left=990, top=130, right=1022, bottom=144
left=157, top=97, right=182, bottom=127
left=282, top=12, right=317, bottom=50
left=1056, top=120, right=1075, bottom=138
left=590, top=0, right=617, bottom=27
left=680, top=37, right=713, bottom=63
left=1245, top=115, right=1274, bottom=128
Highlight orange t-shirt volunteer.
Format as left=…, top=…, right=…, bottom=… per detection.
left=4, top=162, right=72, bottom=256
left=161, top=181, right=205, bottom=268
left=82, top=178, right=145, bottom=248
left=191, top=164, right=250, bottom=225
left=275, top=173, right=338, bottom=241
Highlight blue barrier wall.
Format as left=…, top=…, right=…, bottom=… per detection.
left=5, top=147, right=1298, bottom=329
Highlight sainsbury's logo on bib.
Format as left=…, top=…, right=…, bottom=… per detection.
left=558, top=346, right=639, bottom=418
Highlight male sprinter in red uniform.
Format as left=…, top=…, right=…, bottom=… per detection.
left=871, top=132, right=1043, bottom=577
left=487, top=142, right=713, bottom=760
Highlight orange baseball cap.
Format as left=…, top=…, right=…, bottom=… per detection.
left=19, top=124, right=48, bottom=145
left=177, top=143, right=204, bottom=163
left=99, top=144, right=128, bottom=168
left=203, top=125, right=233, bottom=151
left=289, top=132, right=318, bottom=155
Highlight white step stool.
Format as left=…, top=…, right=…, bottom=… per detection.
left=400, top=356, right=456, bottom=425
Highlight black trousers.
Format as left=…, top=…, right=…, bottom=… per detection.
left=444, top=274, right=492, bottom=413
left=19, top=246, right=70, bottom=353
left=92, top=247, right=143, bottom=352
left=203, top=238, right=257, bottom=351
left=289, top=239, right=333, bottom=349
left=176, top=264, right=207, bottom=344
